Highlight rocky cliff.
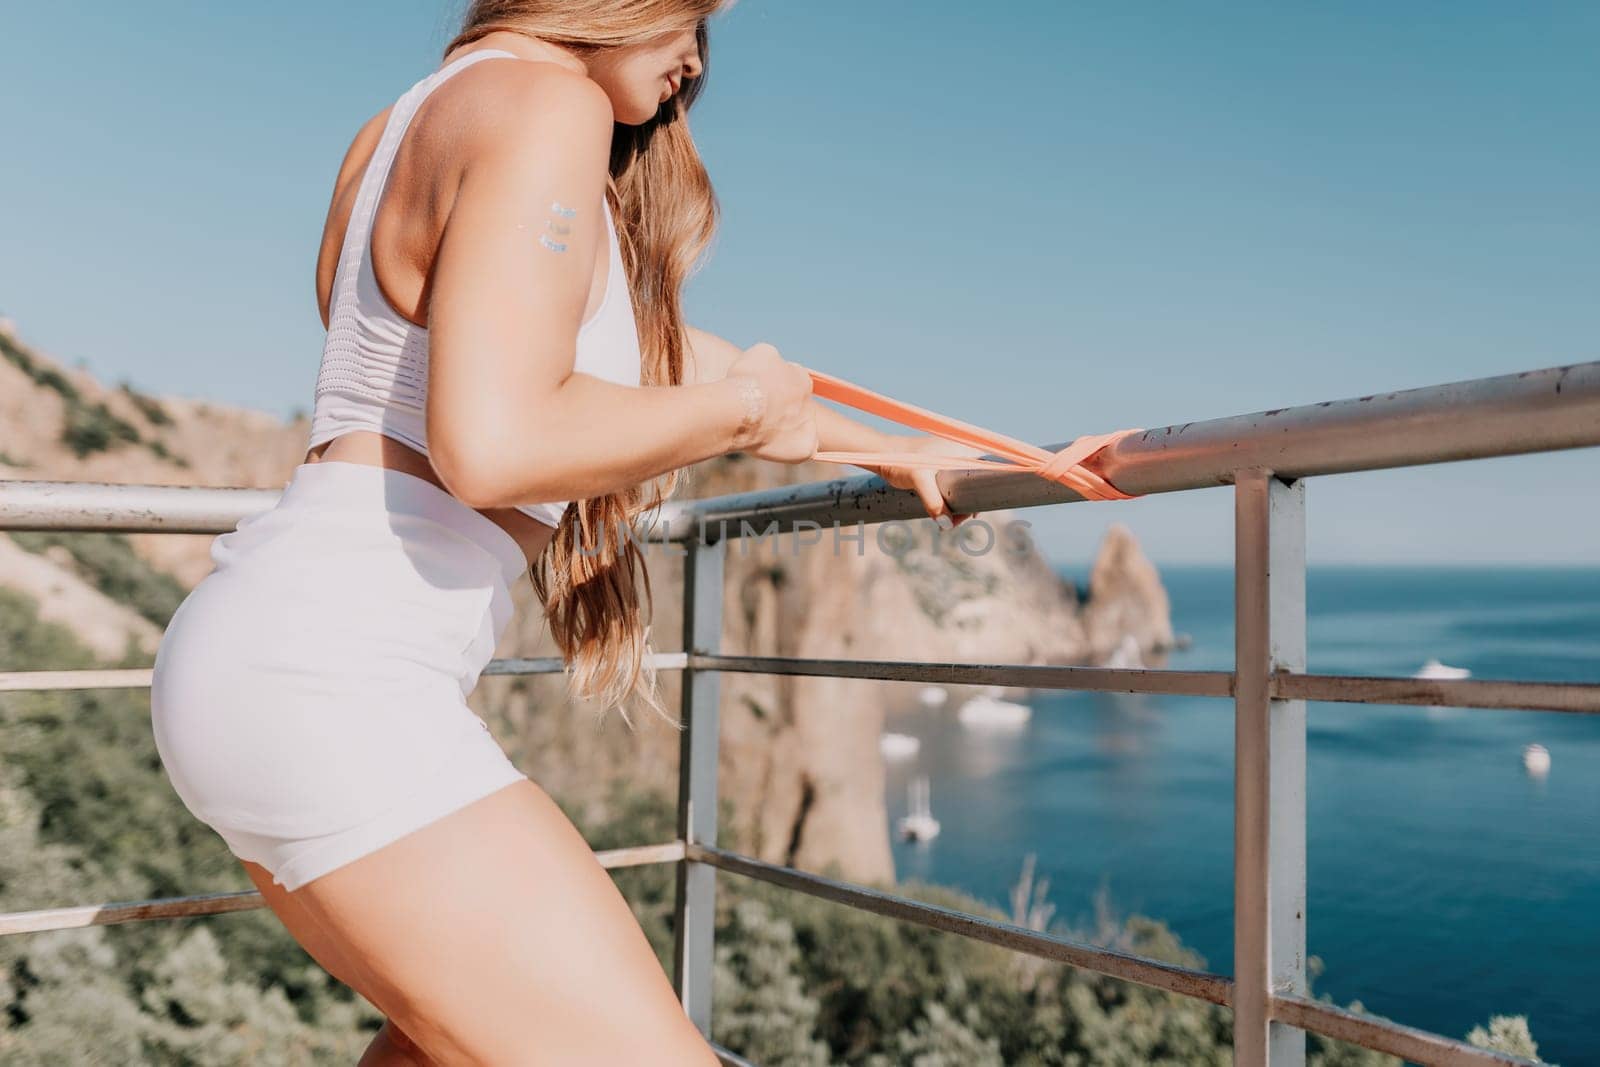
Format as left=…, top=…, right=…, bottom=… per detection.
left=0, top=320, right=1174, bottom=885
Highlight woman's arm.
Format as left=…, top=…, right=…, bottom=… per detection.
left=423, top=65, right=804, bottom=510
left=683, top=325, right=976, bottom=525
left=683, top=325, right=893, bottom=455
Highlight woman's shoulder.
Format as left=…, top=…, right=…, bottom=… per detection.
left=431, top=56, right=615, bottom=148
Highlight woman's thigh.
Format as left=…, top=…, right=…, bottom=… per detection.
left=243, top=860, right=362, bottom=987
left=242, top=861, right=434, bottom=1065
left=284, top=778, right=718, bottom=1067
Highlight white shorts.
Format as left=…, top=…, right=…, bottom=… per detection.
left=150, top=460, right=531, bottom=891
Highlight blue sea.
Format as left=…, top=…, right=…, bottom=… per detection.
left=884, top=565, right=1600, bottom=1064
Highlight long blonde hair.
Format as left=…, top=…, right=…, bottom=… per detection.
left=445, top=1, right=729, bottom=728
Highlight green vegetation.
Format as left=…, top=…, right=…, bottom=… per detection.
left=118, top=381, right=174, bottom=427
left=7, top=531, right=188, bottom=630
left=60, top=400, right=143, bottom=458
left=1469, top=1016, right=1543, bottom=1060
left=1, top=330, right=180, bottom=463
left=0, top=584, right=1551, bottom=1064
left=1, top=586, right=383, bottom=1064
left=1, top=329, right=81, bottom=404
left=146, top=437, right=190, bottom=467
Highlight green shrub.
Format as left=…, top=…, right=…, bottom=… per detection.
left=7, top=531, right=188, bottom=629
left=61, top=401, right=143, bottom=457
left=1, top=330, right=81, bottom=405
left=144, top=438, right=189, bottom=467
left=119, top=381, right=174, bottom=426
left=0, top=330, right=149, bottom=457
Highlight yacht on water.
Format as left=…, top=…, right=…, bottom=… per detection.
left=957, top=686, right=1032, bottom=730
left=1413, top=658, right=1472, bottom=680
left=896, top=775, right=941, bottom=843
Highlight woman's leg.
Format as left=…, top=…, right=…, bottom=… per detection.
left=282, top=778, right=719, bottom=1066
left=242, top=861, right=438, bottom=1066
left=356, top=1022, right=438, bottom=1067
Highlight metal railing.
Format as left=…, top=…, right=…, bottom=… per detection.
left=2, top=359, right=1597, bottom=1066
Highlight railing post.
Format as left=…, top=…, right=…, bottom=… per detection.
left=673, top=534, right=726, bottom=1036
left=1234, top=469, right=1308, bottom=1066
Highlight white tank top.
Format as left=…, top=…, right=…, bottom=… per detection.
left=307, top=48, right=643, bottom=529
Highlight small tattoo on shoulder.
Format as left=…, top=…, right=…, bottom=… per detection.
left=539, top=234, right=569, bottom=253
left=550, top=201, right=578, bottom=219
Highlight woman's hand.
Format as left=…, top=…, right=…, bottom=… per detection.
left=724, top=342, right=818, bottom=463
left=858, top=433, right=983, bottom=528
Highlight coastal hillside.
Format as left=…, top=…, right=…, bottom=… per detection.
left=0, top=317, right=309, bottom=588
left=0, top=319, right=1174, bottom=884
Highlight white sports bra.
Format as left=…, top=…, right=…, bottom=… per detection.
left=307, top=48, right=643, bottom=529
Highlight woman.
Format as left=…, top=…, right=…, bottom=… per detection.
left=151, top=2, right=968, bottom=1063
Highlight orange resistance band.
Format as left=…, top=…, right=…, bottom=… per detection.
left=806, top=368, right=1143, bottom=502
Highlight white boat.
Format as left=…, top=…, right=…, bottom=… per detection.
left=957, top=688, right=1031, bottom=730
left=896, top=775, right=940, bottom=842
left=917, top=686, right=948, bottom=708
left=1523, top=743, right=1551, bottom=777
left=879, top=732, right=921, bottom=761
left=1413, top=658, right=1471, bottom=680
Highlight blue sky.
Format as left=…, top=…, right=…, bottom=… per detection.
left=3, top=2, right=1595, bottom=565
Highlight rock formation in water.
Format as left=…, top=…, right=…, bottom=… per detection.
left=1079, top=522, right=1176, bottom=666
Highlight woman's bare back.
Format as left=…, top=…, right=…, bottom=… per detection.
left=314, top=60, right=611, bottom=335
left=303, top=57, right=613, bottom=565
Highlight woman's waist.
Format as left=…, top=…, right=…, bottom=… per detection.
left=203, top=465, right=522, bottom=611
left=302, top=428, right=553, bottom=575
